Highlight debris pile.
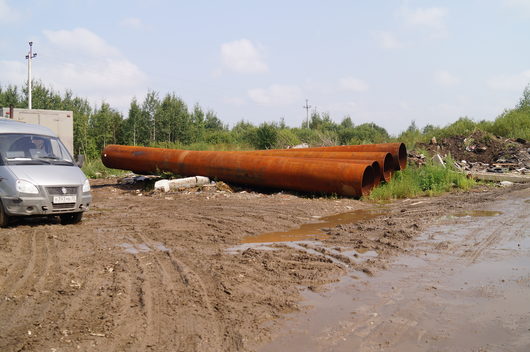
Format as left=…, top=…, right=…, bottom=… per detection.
left=417, top=130, right=530, bottom=170
left=414, top=130, right=530, bottom=182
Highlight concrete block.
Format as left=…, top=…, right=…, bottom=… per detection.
left=154, top=179, right=170, bottom=192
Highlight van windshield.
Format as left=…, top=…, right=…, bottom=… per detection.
left=0, top=134, right=74, bottom=166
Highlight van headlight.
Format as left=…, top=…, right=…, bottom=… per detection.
left=16, top=180, right=39, bottom=194
left=82, top=179, right=91, bottom=192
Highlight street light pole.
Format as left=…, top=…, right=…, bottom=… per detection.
left=25, top=41, right=37, bottom=109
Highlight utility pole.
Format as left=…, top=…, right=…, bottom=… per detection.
left=25, top=41, right=37, bottom=109
left=302, top=99, right=311, bottom=129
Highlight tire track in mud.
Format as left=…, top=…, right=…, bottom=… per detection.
left=105, top=231, right=224, bottom=351
left=461, top=201, right=528, bottom=264
left=0, top=230, right=63, bottom=351
left=99, top=250, right=150, bottom=352
left=0, top=230, right=37, bottom=296
left=131, top=232, right=224, bottom=351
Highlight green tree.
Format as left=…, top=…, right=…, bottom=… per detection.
left=255, top=122, right=278, bottom=149
left=205, top=111, right=225, bottom=130
left=142, top=90, right=160, bottom=142
left=340, top=116, right=354, bottom=129
left=517, top=84, right=530, bottom=109
left=0, top=85, right=22, bottom=108
left=90, top=103, right=123, bottom=152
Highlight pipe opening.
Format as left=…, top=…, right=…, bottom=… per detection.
left=382, top=153, right=394, bottom=182
left=397, top=143, right=407, bottom=170
left=361, top=165, right=375, bottom=196
left=371, top=161, right=381, bottom=187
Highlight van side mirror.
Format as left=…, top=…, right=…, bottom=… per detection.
left=76, top=154, right=85, bottom=168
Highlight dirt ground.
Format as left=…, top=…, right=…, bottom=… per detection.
left=0, top=179, right=528, bottom=351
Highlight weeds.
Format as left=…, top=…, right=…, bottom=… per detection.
left=367, top=160, right=475, bottom=201
left=82, top=158, right=129, bottom=179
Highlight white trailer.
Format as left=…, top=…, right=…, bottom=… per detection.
left=0, top=108, right=74, bottom=154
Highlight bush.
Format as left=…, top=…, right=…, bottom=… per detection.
left=435, top=117, right=478, bottom=139
left=274, top=129, right=301, bottom=149
left=291, top=128, right=339, bottom=146
left=367, top=160, right=475, bottom=200
left=254, top=122, right=278, bottom=149
left=203, top=130, right=234, bottom=145
left=488, top=107, right=530, bottom=140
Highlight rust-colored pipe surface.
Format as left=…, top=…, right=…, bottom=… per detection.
left=279, top=143, right=407, bottom=170
left=275, top=157, right=381, bottom=187
left=241, top=150, right=392, bottom=182
left=101, top=145, right=375, bottom=197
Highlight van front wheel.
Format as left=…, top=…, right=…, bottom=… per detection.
left=60, top=212, right=83, bottom=225
left=0, top=201, right=11, bottom=228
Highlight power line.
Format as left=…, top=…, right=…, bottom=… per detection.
left=302, top=99, right=311, bottom=129
left=25, top=41, right=37, bottom=109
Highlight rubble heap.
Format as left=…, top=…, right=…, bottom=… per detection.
left=412, top=130, right=530, bottom=175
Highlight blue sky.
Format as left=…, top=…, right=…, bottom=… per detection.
left=1, top=0, right=529, bottom=135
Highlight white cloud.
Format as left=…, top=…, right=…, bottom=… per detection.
left=43, top=28, right=121, bottom=57
left=487, top=70, right=530, bottom=91
left=220, top=39, right=268, bottom=74
left=223, top=96, right=246, bottom=107
left=119, top=17, right=146, bottom=30
left=374, top=31, right=403, bottom=49
left=400, top=6, right=448, bottom=30
left=434, top=70, right=460, bottom=86
left=0, top=28, right=148, bottom=110
left=339, top=77, right=369, bottom=92
left=248, top=84, right=301, bottom=106
left=0, top=0, right=20, bottom=23
left=41, top=59, right=146, bottom=106
left=0, top=60, right=25, bottom=84
left=503, top=0, right=530, bottom=16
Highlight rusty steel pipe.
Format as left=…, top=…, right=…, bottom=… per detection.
left=272, top=157, right=382, bottom=187
left=101, top=145, right=375, bottom=197
left=279, top=143, right=407, bottom=170
left=241, top=150, right=392, bottom=183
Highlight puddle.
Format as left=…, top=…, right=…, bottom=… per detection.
left=227, top=241, right=378, bottom=269
left=153, top=242, right=170, bottom=252
left=118, top=242, right=170, bottom=254
left=242, top=209, right=384, bottom=244
left=259, top=192, right=530, bottom=352
left=452, top=210, right=503, bottom=217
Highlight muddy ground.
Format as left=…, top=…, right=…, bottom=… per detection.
left=0, top=180, right=528, bottom=351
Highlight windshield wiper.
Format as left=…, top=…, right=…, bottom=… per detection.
left=52, top=160, right=75, bottom=166
left=7, top=159, right=51, bottom=165
left=36, top=156, right=75, bottom=166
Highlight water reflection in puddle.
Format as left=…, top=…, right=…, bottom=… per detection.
left=226, top=240, right=378, bottom=268
left=242, top=208, right=384, bottom=244
left=452, top=210, right=503, bottom=217
left=118, top=242, right=170, bottom=254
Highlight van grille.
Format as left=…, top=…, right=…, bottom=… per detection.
left=46, top=186, right=78, bottom=195
left=52, top=203, right=76, bottom=210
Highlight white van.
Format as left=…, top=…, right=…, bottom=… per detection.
left=0, top=118, right=91, bottom=226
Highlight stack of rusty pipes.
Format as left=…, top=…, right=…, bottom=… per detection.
left=101, top=143, right=406, bottom=198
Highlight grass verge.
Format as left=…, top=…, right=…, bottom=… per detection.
left=367, top=161, right=475, bottom=201
left=82, top=158, right=129, bottom=179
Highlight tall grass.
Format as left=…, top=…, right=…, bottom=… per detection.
left=367, top=161, right=475, bottom=200
left=82, top=158, right=129, bottom=179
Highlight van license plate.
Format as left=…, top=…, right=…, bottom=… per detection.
left=53, top=195, right=77, bottom=204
